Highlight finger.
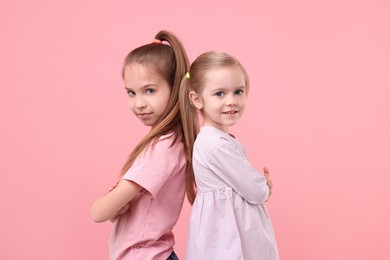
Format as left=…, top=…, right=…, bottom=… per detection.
left=267, top=181, right=273, bottom=190
left=118, top=204, right=130, bottom=215
left=267, top=187, right=272, bottom=201
left=263, top=167, right=270, bottom=177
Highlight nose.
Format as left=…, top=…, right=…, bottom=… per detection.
left=135, top=96, right=147, bottom=109
left=225, top=94, right=237, bottom=106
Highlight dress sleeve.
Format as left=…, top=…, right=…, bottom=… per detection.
left=122, top=137, right=181, bottom=197
left=209, top=138, right=269, bottom=204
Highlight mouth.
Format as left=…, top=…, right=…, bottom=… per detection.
left=222, top=110, right=238, bottom=114
left=137, top=112, right=152, bottom=118
left=137, top=112, right=152, bottom=115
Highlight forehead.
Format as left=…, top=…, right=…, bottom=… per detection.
left=204, top=66, right=246, bottom=89
left=124, top=63, right=156, bottom=79
left=123, top=63, right=164, bottom=86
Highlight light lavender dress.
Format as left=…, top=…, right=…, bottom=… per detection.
left=186, top=126, right=279, bottom=260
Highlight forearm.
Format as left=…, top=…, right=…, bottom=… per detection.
left=109, top=202, right=132, bottom=222
left=241, top=177, right=270, bottom=205
left=91, top=194, right=123, bottom=223
left=91, top=180, right=142, bottom=223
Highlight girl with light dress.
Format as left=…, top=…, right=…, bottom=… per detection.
left=180, top=51, right=279, bottom=260
left=91, top=30, right=194, bottom=260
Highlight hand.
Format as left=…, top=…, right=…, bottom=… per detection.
left=263, top=167, right=273, bottom=201
left=92, top=179, right=142, bottom=223
left=106, top=180, right=134, bottom=222
left=117, top=202, right=131, bottom=215
left=109, top=202, right=132, bottom=222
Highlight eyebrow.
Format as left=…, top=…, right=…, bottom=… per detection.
left=211, top=86, right=246, bottom=92
left=124, top=84, right=159, bottom=90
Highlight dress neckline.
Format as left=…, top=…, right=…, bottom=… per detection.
left=201, top=126, right=236, bottom=139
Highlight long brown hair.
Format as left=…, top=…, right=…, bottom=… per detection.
left=120, top=30, right=194, bottom=202
left=179, top=51, right=250, bottom=204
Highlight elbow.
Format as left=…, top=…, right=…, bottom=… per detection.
left=246, top=187, right=269, bottom=205
left=90, top=206, right=108, bottom=223
left=91, top=214, right=105, bottom=223
left=257, top=186, right=270, bottom=204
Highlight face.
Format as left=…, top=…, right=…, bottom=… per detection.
left=190, top=66, right=247, bottom=133
left=123, top=63, right=171, bottom=128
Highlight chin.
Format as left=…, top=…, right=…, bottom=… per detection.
left=140, top=121, right=154, bottom=127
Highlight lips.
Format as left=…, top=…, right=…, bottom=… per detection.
left=137, top=112, right=152, bottom=119
left=222, top=110, right=238, bottom=114
left=137, top=112, right=152, bottom=116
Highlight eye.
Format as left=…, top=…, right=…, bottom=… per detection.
left=146, top=88, right=155, bottom=94
left=215, top=91, right=224, bottom=97
left=127, top=90, right=136, bottom=97
left=235, top=89, right=244, bottom=95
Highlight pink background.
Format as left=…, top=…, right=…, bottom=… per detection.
left=1, top=0, right=389, bottom=259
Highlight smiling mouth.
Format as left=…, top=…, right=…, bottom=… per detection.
left=222, top=110, right=238, bottom=114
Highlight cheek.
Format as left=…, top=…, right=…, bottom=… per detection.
left=163, top=90, right=172, bottom=105
left=164, top=93, right=171, bottom=105
left=127, top=99, right=136, bottom=110
left=239, top=98, right=247, bottom=111
left=157, top=96, right=169, bottom=110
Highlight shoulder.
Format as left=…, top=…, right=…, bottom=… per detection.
left=131, top=133, right=185, bottom=172
left=195, top=127, right=238, bottom=155
left=149, top=133, right=184, bottom=157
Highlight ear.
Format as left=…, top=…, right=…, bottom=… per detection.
left=189, top=91, right=203, bottom=110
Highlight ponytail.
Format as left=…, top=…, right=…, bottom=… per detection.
left=179, top=77, right=199, bottom=204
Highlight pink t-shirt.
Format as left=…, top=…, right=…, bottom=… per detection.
left=109, top=133, right=186, bottom=260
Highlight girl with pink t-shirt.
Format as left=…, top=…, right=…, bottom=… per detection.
left=180, top=51, right=279, bottom=259
left=91, top=30, right=193, bottom=260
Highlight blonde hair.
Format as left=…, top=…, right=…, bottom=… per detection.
left=179, top=51, right=250, bottom=204
left=120, top=30, right=195, bottom=203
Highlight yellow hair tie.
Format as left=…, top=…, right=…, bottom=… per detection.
left=153, top=39, right=162, bottom=44
left=185, top=72, right=190, bottom=79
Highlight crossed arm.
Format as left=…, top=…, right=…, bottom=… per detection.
left=91, top=180, right=143, bottom=223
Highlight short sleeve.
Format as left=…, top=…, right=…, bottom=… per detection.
left=209, top=138, right=269, bottom=204
left=122, top=136, right=182, bottom=197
